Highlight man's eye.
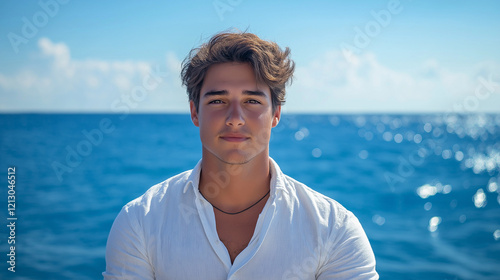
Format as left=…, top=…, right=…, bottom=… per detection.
left=247, top=100, right=261, bottom=104
left=208, top=100, right=223, bottom=104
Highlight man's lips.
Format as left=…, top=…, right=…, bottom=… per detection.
left=220, top=134, right=250, bottom=142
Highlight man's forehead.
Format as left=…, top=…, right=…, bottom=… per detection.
left=204, top=62, right=255, bottom=80
left=201, top=62, right=270, bottom=95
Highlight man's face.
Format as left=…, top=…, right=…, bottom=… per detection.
left=190, top=62, right=281, bottom=165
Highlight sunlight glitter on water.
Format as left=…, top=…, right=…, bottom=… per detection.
left=424, top=123, right=432, bottom=133
left=372, top=214, right=386, bottom=226
left=428, top=216, right=442, bottom=232
left=494, top=230, right=500, bottom=241
left=295, top=127, right=309, bottom=141
left=473, top=188, right=487, bottom=208
left=417, top=184, right=438, bottom=199
left=424, top=202, right=432, bottom=211
left=413, top=133, right=422, bottom=144
left=417, top=183, right=452, bottom=199
left=488, top=181, right=498, bottom=192
left=394, top=133, right=403, bottom=143
left=328, top=116, right=340, bottom=126
left=383, top=131, right=392, bottom=142
left=312, top=148, right=322, bottom=158
left=442, top=149, right=453, bottom=159
left=359, top=150, right=369, bottom=159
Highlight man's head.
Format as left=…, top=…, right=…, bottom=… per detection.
left=181, top=31, right=295, bottom=113
left=182, top=31, right=295, bottom=165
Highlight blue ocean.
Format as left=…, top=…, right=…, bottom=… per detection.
left=0, top=113, right=499, bottom=280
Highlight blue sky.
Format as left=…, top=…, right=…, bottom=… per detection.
left=1, top=0, right=499, bottom=113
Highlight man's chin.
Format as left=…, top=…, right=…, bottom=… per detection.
left=218, top=157, right=251, bottom=165
left=217, top=152, right=254, bottom=165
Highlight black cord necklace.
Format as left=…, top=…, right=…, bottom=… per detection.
left=199, top=189, right=270, bottom=215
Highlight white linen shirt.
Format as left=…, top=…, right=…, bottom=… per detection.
left=103, top=158, right=378, bottom=279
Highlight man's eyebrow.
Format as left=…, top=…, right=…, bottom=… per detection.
left=243, top=90, right=266, bottom=97
left=203, top=90, right=228, bottom=97
left=202, top=90, right=267, bottom=97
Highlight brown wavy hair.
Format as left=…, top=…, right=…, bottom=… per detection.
left=181, top=31, right=295, bottom=112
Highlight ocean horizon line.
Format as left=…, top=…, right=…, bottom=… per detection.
left=2, top=111, right=500, bottom=116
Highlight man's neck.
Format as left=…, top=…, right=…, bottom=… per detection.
left=199, top=152, right=271, bottom=213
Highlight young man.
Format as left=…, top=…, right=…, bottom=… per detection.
left=104, top=32, right=378, bottom=279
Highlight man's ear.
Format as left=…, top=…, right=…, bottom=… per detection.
left=190, top=101, right=199, bottom=127
left=272, top=105, right=281, bottom=127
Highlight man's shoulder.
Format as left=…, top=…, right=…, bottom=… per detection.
left=122, top=169, right=193, bottom=214
left=282, top=174, right=353, bottom=224
left=271, top=159, right=349, bottom=219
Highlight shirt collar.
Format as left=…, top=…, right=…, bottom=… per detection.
left=183, top=159, right=202, bottom=194
left=269, top=157, right=289, bottom=196
left=182, top=157, right=288, bottom=196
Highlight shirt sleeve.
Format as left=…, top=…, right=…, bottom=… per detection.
left=316, top=212, right=379, bottom=280
left=103, top=205, right=155, bottom=280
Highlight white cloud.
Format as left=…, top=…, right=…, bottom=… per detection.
left=1, top=39, right=499, bottom=113
left=0, top=38, right=187, bottom=112
left=286, top=50, right=500, bottom=113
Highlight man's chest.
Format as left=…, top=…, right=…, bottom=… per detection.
left=149, top=202, right=322, bottom=280
left=214, top=210, right=261, bottom=263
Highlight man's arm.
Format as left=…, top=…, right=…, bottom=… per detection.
left=103, top=206, right=155, bottom=280
left=316, top=212, right=379, bottom=280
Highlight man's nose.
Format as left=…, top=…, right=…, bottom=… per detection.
left=226, top=103, right=245, bottom=127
